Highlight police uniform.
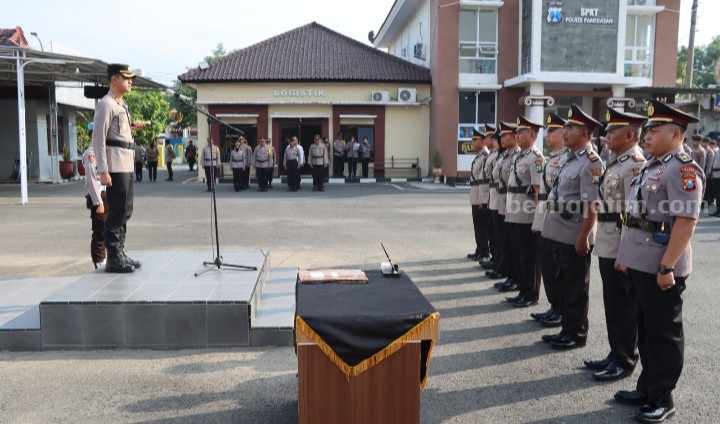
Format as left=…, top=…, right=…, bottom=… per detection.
left=347, top=140, right=360, bottom=179
left=284, top=142, right=303, bottom=191
left=709, top=141, right=720, bottom=215
left=505, top=116, right=544, bottom=306
left=230, top=146, right=247, bottom=192
left=587, top=108, right=647, bottom=381
left=240, top=141, right=253, bottom=189
left=202, top=143, right=221, bottom=192
left=468, top=128, right=490, bottom=260
left=91, top=64, right=138, bottom=273
left=310, top=140, right=329, bottom=191
left=483, top=126, right=503, bottom=274
left=614, top=101, right=703, bottom=422
left=494, top=122, right=521, bottom=289
left=531, top=114, right=568, bottom=325
left=542, top=104, right=604, bottom=349
left=333, top=138, right=346, bottom=177
left=477, top=126, right=496, bottom=265
left=254, top=140, right=275, bottom=192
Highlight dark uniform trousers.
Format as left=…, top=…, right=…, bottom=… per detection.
left=286, top=160, right=300, bottom=190
left=540, top=236, right=561, bottom=312
left=333, top=156, right=344, bottom=177
left=134, top=162, right=143, bottom=182
left=232, top=169, right=242, bottom=191
left=711, top=178, right=720, bottom=210
left=361, top=158, right=370, bottom=178
left=204, top=166, right=219, bottom=191
left=104, top=173, right=133, bottom=258
left=488, top=211, right=499, bottom=264
left=312, top=165, right=325, bottom=189
left=348, top=158, right=358, bottom=178
left=240, top=168, right=250, bottom=189
left=257, top=168, right=271, bottom=190
left=471, top=205, right=490, bottom=257
left=86, top=192, right=108, bottom=263
left=490, top=211, right=506, bottom=272
left=546, top=239, right=591, bottom=341
left=599, top=257, right=639, bottom=371
left=629, top=269, right=685, bottom=405
left=147, top=161, right=158, bottom=182
left=495, top=216, right=516, bottom=280
left=511, top=223, right=539, bottom=301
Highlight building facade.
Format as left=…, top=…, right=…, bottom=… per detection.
left=373, top=0, right=680, bottom=180
left=180, top=23, right=432, bottom=181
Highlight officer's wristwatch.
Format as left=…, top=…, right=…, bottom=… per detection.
left=658, top=266, right=674, bottom=275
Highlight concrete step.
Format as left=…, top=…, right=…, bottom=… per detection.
left=250, top=267, right=297, bottom=347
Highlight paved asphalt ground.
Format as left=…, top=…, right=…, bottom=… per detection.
left=1, top=168, right=719, bottom=423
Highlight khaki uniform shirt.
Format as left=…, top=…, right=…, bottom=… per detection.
left=506, top=147, right=544, bottom=224
left=254, top=144, right=275, bottom=169
left=485, top=151, right=499, bottom=210
left=594, top=145, right=645, bottom=259
left=469, top=148, right=489, bottom=206
left=92, top=93, right=134, bottom=173
left=230, top=148, right=247, bottom=169
left=346, top=142, right=360, bottom=159
left=333, top=139, right=346, bottom=157
left=498, top=147, right=521, bottom=216
left=711, top=148, right=720, bottom=179
left=284, top=144, right=301, bottom=168
left=241, top=144, right=253, bottom=168
left=542, top=145, right=604, bottom=246
left=532, top=149, right=567, bottom=233
left=202, top=145, right=221, bottom=167
left=488, top=151, right=502, bottom=211
left=616, top=148, right=704, bottom=277
left=704, top=147, right=715, bottom=177
left=309, top=143, right=329, bottom=166
left=691, top=145, right=706, bottom=172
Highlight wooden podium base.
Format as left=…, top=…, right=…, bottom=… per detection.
left=297, top=341, right=421, bottom=424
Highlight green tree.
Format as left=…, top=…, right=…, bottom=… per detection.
left=677, top=36, right=720, bottom=88
left=167, top=80, right=197, bottom=128
left=75, top=111, right=92, bottom=152
left=125, top=89, right=170, bottom=145
left=204, top=43, right=227, bottom=66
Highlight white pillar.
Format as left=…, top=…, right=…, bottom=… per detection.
left=16, top=52, right=28, bottom=206
left=526, top=82, right=545, bottom=150
left=611, top=85, right=627, bottom=112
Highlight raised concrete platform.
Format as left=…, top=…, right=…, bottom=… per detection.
left=0, top=249, right=298, bottom=351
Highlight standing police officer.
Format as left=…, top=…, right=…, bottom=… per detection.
left=92, top=64, right=141, bottom=273
left=230, top=139, right=247, bottom=192
left=284, top=136, right=303, bottom=192
left=481, top=125, right=501, bottom=270
left=505, top=116, right=544, bottom=307
left=585, top=107, right=646, bottom=382
left=494, top=122, right=521, bottom=292
left=614, top=101, right=703, bottom=423
left=202, top=138, right=221, bottom=192
left=309, top=134, right=329, bottom=191
left=541, top=104, right=604, bottom=350
left=531, top=113, right=567, bottom=327
left=254, top=138, right=275, bottom=192
left=333, top=133, right=346, bottom=178
left=468, top=128, right=490, bottom=260
left=240, top=136, right=253, bottom=190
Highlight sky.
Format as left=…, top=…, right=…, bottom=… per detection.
left=3, top=0, right=718, bottom=86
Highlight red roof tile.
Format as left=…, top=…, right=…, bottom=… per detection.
left=179, top=22, right=431, bottom=83
left=0, top=26, right=29, bottom=48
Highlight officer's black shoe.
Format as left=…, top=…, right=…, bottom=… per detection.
left=531, top=308, right=554, bottom=321
left=478, top=256, right=491, bottom=265
left=614, top=390, right=648, bottom=406
left=512, top=297, right=538, bottom=308
left=497, top=282, right=518, bottom=292
left=635, top=404, right=676, bottom=423
left=122, top=252, right=142, bottom=269
left=505, top=295, right=523, bottom=304
left=541, top=332, right=565, bottom=343
left=480, top=261, right=494, bottom=270
left=105, top=257, right=135, bottom=274
left=540, top=312, right=563, bottom=327
left=319, top=187, right=325, bottom=192
left=584, top=356, right=611, bottom=371
left=593, top=363, right=631, bottom=382
left=486, top=270, right=503, bottom=279
left=467, top=252, right=480, bottom=260
left=550, top=336, right=586, bottom=350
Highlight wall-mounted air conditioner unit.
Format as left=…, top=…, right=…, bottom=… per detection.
left=371, top=91, right=390, bottom=103
left=397, top=88, right=417, bottom=104
left=414, top=43, right=425, bottom=60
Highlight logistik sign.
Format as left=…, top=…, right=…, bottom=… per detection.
left=547, top=1, right=615, bottom=25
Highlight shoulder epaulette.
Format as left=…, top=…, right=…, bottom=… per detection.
left=618, top=154, right=629, bottom=163
left=587, top=151, right=600, bottom=163
left=675, top=152, right=692, bottom=164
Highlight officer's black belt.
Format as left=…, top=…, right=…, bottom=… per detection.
left=624, top=215, right=671, bottom=234
left=312, top=155, right=324, bottom=159
left=538, top=193, right=548, bottom=201
left=106, top=139, right=134, bottom=150
left=256, top=159, right=269, bottom=163
left=597, top=212, right=622, bottom=223
left=489, top=183, right=499, bottom=189
left=470, top=181, right=481, bottom=186
left=497, top=188, right=508, bottom=194
left=547, top=201, right=584, bottom=214
left=507, top=186, right=529, bottom=194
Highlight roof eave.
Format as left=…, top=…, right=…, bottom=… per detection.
left=179, top=78, right=431, bottom=84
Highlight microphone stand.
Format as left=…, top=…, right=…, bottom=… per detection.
left=167, top=91, right=257, bottom=277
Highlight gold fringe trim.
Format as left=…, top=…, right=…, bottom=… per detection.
left=295, top=312, right=440, bottom=389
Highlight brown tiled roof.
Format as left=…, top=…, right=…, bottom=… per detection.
left=179, top=22, right=431, bottom=83
left=0, top=26, right=29, bottom=48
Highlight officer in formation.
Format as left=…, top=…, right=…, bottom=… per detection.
left=482, top=124, right=508, bottom=280
left=468, top=101, right=703, bottom=423
left=360, top=137, right=372, bottom=178
left=531, top=113, right=568, bottom=327
left=202, top=138, right=221, bottom=192
left=92, top=64, right=142, bottom=273
left=346, top=137, right=360, bottom=179
left=479, top=125, right=499, bottom=269
left=333, top=133, right=346, bottom=178
left=309, top=134, right=329, bottom=191
left=239, top=136, right=253, bottom=190
left=230, top=139, right=248, bottom=192
left=504, top=116, right=544, bottom=307
left=253, top=137, right=275, bottom=192
left=467, top=128, right=490, bottom=261
left=283, top=136, right=304, bottom=192
left=707, top=136, right=720, bottom=215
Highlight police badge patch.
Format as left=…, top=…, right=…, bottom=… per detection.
left=680, top=165, right=698, bottom=192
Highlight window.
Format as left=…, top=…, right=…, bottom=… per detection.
left=625, top=14, right=655, bottom=78
left=459, top=9, right=498, bottom=74
left=627, top=0, right=655, bottom=5
left=458, top=91, right=496, bottom=139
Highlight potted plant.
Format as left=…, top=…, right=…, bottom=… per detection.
left=59, top=149, right=75, bottom=180
left=431, top=148, right=443, bottom=183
